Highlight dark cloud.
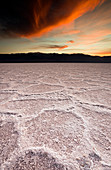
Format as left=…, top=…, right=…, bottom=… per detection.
left=0, top=0, right=106, bottom=38
left=46, top=45, right=68, bottom=50
left=31, top=44, right=68, bottom=50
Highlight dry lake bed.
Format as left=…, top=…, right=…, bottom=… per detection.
left=0, top=63, right=111, bottom=170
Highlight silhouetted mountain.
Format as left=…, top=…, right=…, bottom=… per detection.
left=0, top=52, right=111, bottom=63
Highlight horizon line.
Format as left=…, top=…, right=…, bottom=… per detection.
left=0, top=52, right=110, bottom=58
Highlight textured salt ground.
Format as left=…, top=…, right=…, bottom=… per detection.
left=0, top=63, right=111, bottom=170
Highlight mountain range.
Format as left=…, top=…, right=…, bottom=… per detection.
left=0, top=53, right=111, bottom=63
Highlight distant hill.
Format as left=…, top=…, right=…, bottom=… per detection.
left=0, top=52, right=111, bottom=63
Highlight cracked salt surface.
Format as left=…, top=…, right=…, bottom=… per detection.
left=0, top=63, right=111, bottom=170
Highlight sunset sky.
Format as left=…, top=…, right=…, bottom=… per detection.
left=0, top=0, right=111, bottom=56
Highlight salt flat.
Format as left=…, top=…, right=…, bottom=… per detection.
left=0, top=63, right=111, bottom=170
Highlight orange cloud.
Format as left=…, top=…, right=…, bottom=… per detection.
left=22, top=0, right=106, bottom=38
left=67, top=40, right=75, bottom=44
left=30, top=44, right=68, bottom=50
left=0, top=0, right=107, bottom=39
left=59, top=45, right=68, bottom=50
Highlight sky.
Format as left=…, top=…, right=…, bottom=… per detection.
left=0, top=0, right=111, bottom=56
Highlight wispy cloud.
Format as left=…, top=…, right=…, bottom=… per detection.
left=0, top=0, right=106, bottom=38
left=30, top=44, right=68, bottom=51
left=79, top=29, right=111, bottom=45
